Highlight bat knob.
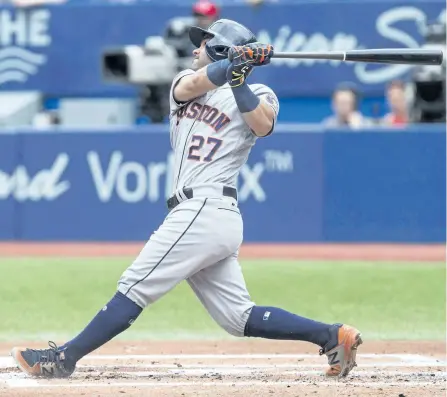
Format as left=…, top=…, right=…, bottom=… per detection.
left=228, top=50, right=234, bottom=62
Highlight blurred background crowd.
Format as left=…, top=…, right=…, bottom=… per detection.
left=0, top=0, right=445, bottom=129
left=0, top=0, right=444, bottom=247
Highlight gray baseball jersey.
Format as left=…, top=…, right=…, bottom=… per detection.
left=169, top=69, right=279, bottom=191
left=118, top=68, right=279, bottom=337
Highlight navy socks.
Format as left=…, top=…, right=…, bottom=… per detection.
left=244, top=306, right=333, bottom=348
left=61, top=292, right=142, bottom=367
left=59, top=299, right=333, bottom=368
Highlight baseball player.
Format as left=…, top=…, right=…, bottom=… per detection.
left=11, top=19, right=362, bottom=379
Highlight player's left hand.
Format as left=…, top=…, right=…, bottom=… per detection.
left=226, top=60, right=253, bottom=87
left=226, top=47, right=253, bottom=87
left=228, top=43, right=274, bottom=66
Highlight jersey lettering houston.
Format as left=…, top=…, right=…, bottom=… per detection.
left=169, top=69, right=280, bottom=192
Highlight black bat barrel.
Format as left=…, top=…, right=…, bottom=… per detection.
left=271, top=49, right=444, bottom=65
left=344, top=49, right=444, bottom=65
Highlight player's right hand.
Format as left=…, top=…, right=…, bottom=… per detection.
left=228, top=43, right=274, bottom=66
left=226, top=42, right=274, bottom=87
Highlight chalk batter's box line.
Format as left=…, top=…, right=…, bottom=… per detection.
left=2, top=363, right=446, bottom=369
left=1, top=364, right=446, bottom=373
left=82, top=353, right=439, bottom=361
left=0, top=353, right=445, bottom=369
left=37, top=370, right=447, bottom=377
left=50, top=362, right=447, bottom=369
left=4, top=379, right=447, bottom=389
left=77, top=353, right=445, bottom=365
left=0, top=367, right=446, bottom=378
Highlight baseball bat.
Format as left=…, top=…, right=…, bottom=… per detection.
left=271, top=49, right=444, bottom=65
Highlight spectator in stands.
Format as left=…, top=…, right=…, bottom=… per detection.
left=382, top=80, right=410, bottom=126
left=323, top=83, right=373, bottom=129
left=193, top=0, right=220, bottom=29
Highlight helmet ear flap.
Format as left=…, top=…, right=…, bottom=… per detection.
left=205, top=43, right=229, bottom=62
left=213, top=45, right=229, bottom=59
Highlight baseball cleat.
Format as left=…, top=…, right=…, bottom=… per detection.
left=10, top=341, right=75, bottom=378
left=320, top=324, right=363, bottom=378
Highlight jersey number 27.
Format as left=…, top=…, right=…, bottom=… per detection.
left=187, top=135, right=222, bottom=162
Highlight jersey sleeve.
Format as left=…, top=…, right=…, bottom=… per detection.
left=251, top=84, right=280, bottom=136
left=169, top=69, right=195, bottom=114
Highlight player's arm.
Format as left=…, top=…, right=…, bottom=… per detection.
left=173, top=59, right=232, bottom=103
left=239, top=98, right=276, bottom=137
left=226, top=44, right=277, bottom=137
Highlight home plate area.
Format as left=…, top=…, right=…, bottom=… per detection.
left=0, top=347, right=445, bottom=396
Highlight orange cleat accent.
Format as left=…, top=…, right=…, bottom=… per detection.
left=321, top=324, right=363, bottom=378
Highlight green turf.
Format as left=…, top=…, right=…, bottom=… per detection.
left=0, top=259, right=444, bottom=341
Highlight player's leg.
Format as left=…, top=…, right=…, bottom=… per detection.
left=187, top=254, right=362, bottom=378
left=188, top=254, right=336, bottom=343
left=11, top=198, right=242, bottom=378
left=187, top=252, right=254, bottom=337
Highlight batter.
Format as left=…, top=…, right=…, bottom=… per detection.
left=11, top=19, right=362, bottom=379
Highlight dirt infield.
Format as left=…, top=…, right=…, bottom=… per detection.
left=0, top=340, right=446, bottom=396
left=0, top=242, right=445, bottom=261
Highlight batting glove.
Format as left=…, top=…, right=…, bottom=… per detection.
left=228, top=43, right=274, bottom=66
left=226, top=47, right=254, bottom=87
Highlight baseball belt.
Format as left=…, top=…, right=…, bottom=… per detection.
left=167, top=186, right=238, bottom=210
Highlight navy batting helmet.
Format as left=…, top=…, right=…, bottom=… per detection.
left=189, top=19, right=257, bottom=62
